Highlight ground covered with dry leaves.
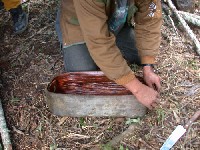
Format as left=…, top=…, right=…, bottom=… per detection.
left=0, top=0, right=199, bottom=150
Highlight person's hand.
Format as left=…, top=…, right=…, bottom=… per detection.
left=124, top=78, right=160, bottom=109
left=143, top=66, right=161, bottom=92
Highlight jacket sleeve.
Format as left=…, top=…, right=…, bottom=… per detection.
left=134, top=0, right=162, bottom=64
left=73, top=0, right=135, bottom=85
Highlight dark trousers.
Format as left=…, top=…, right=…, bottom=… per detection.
left=62, top=25, right=140, bottom=72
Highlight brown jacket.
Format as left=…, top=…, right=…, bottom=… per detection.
left=60, top=0, right=162, bottom=85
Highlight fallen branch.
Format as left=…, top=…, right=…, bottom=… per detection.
left=0, top=100, right=12, bottom=150
left=178, top=11, right=200, bottom=27
left=167, top=0, right=200, bottom=55
left=178, top=11, right=200, bottom=20
left=106, top=124, right=138, bottom=147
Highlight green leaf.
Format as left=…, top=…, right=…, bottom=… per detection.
left=36, top=122, right=42, bottom=133
left=119, top=145, right=124, bottom=150
left=10, top=97, right=20, bottom=103
left=107, top=127, right=112, bottom=131
left=50, top=143, right=57, bottom=150
left=156, top=109, right=165, bottom=124
left=101, top=143, right=113, bottom=150
left=79, top=117, right=86, bottom=127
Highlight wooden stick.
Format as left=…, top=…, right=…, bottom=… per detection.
left=178, top=11, right=200, bottom=20
left=184, top=110, right=200, bottom=129
left=167, top=0, right=200, bottom=55
left=0, top=100, right=12, bottom=150
left=107, top=124, right=138, bottom=147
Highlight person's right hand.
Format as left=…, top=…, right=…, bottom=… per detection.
left=124, top=78, right=160, bottom=109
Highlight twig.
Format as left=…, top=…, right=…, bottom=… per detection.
left=67, top=133, right=91, bottom=139
left=167, top=0, right=200, bottom=55
left=24, top=26, right=49, bottom=41
left=12, top=126, right=25, bottom=135
left=0, top=100, right=12, bottom=150
left=168, top=15, right=179, bottom=35
left=56, top=117, right=68, bottom=126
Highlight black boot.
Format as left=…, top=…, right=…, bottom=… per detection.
left=0, top=1, right=4, bottom=11
left=9, top=5, right=28, bottom=34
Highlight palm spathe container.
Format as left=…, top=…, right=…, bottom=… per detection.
left=45, top=71, right=146, bottom=117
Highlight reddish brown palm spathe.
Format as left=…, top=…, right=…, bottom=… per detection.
left=47, top=71, right=134, bottom=95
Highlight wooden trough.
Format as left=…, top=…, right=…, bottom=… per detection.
left=45, top=71, right=146, bottom=117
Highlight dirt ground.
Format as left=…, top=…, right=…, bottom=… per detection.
left=0, top=0, right=199, bottom=150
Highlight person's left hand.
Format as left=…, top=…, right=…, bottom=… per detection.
left=143, top=65, right=161, bottom=92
